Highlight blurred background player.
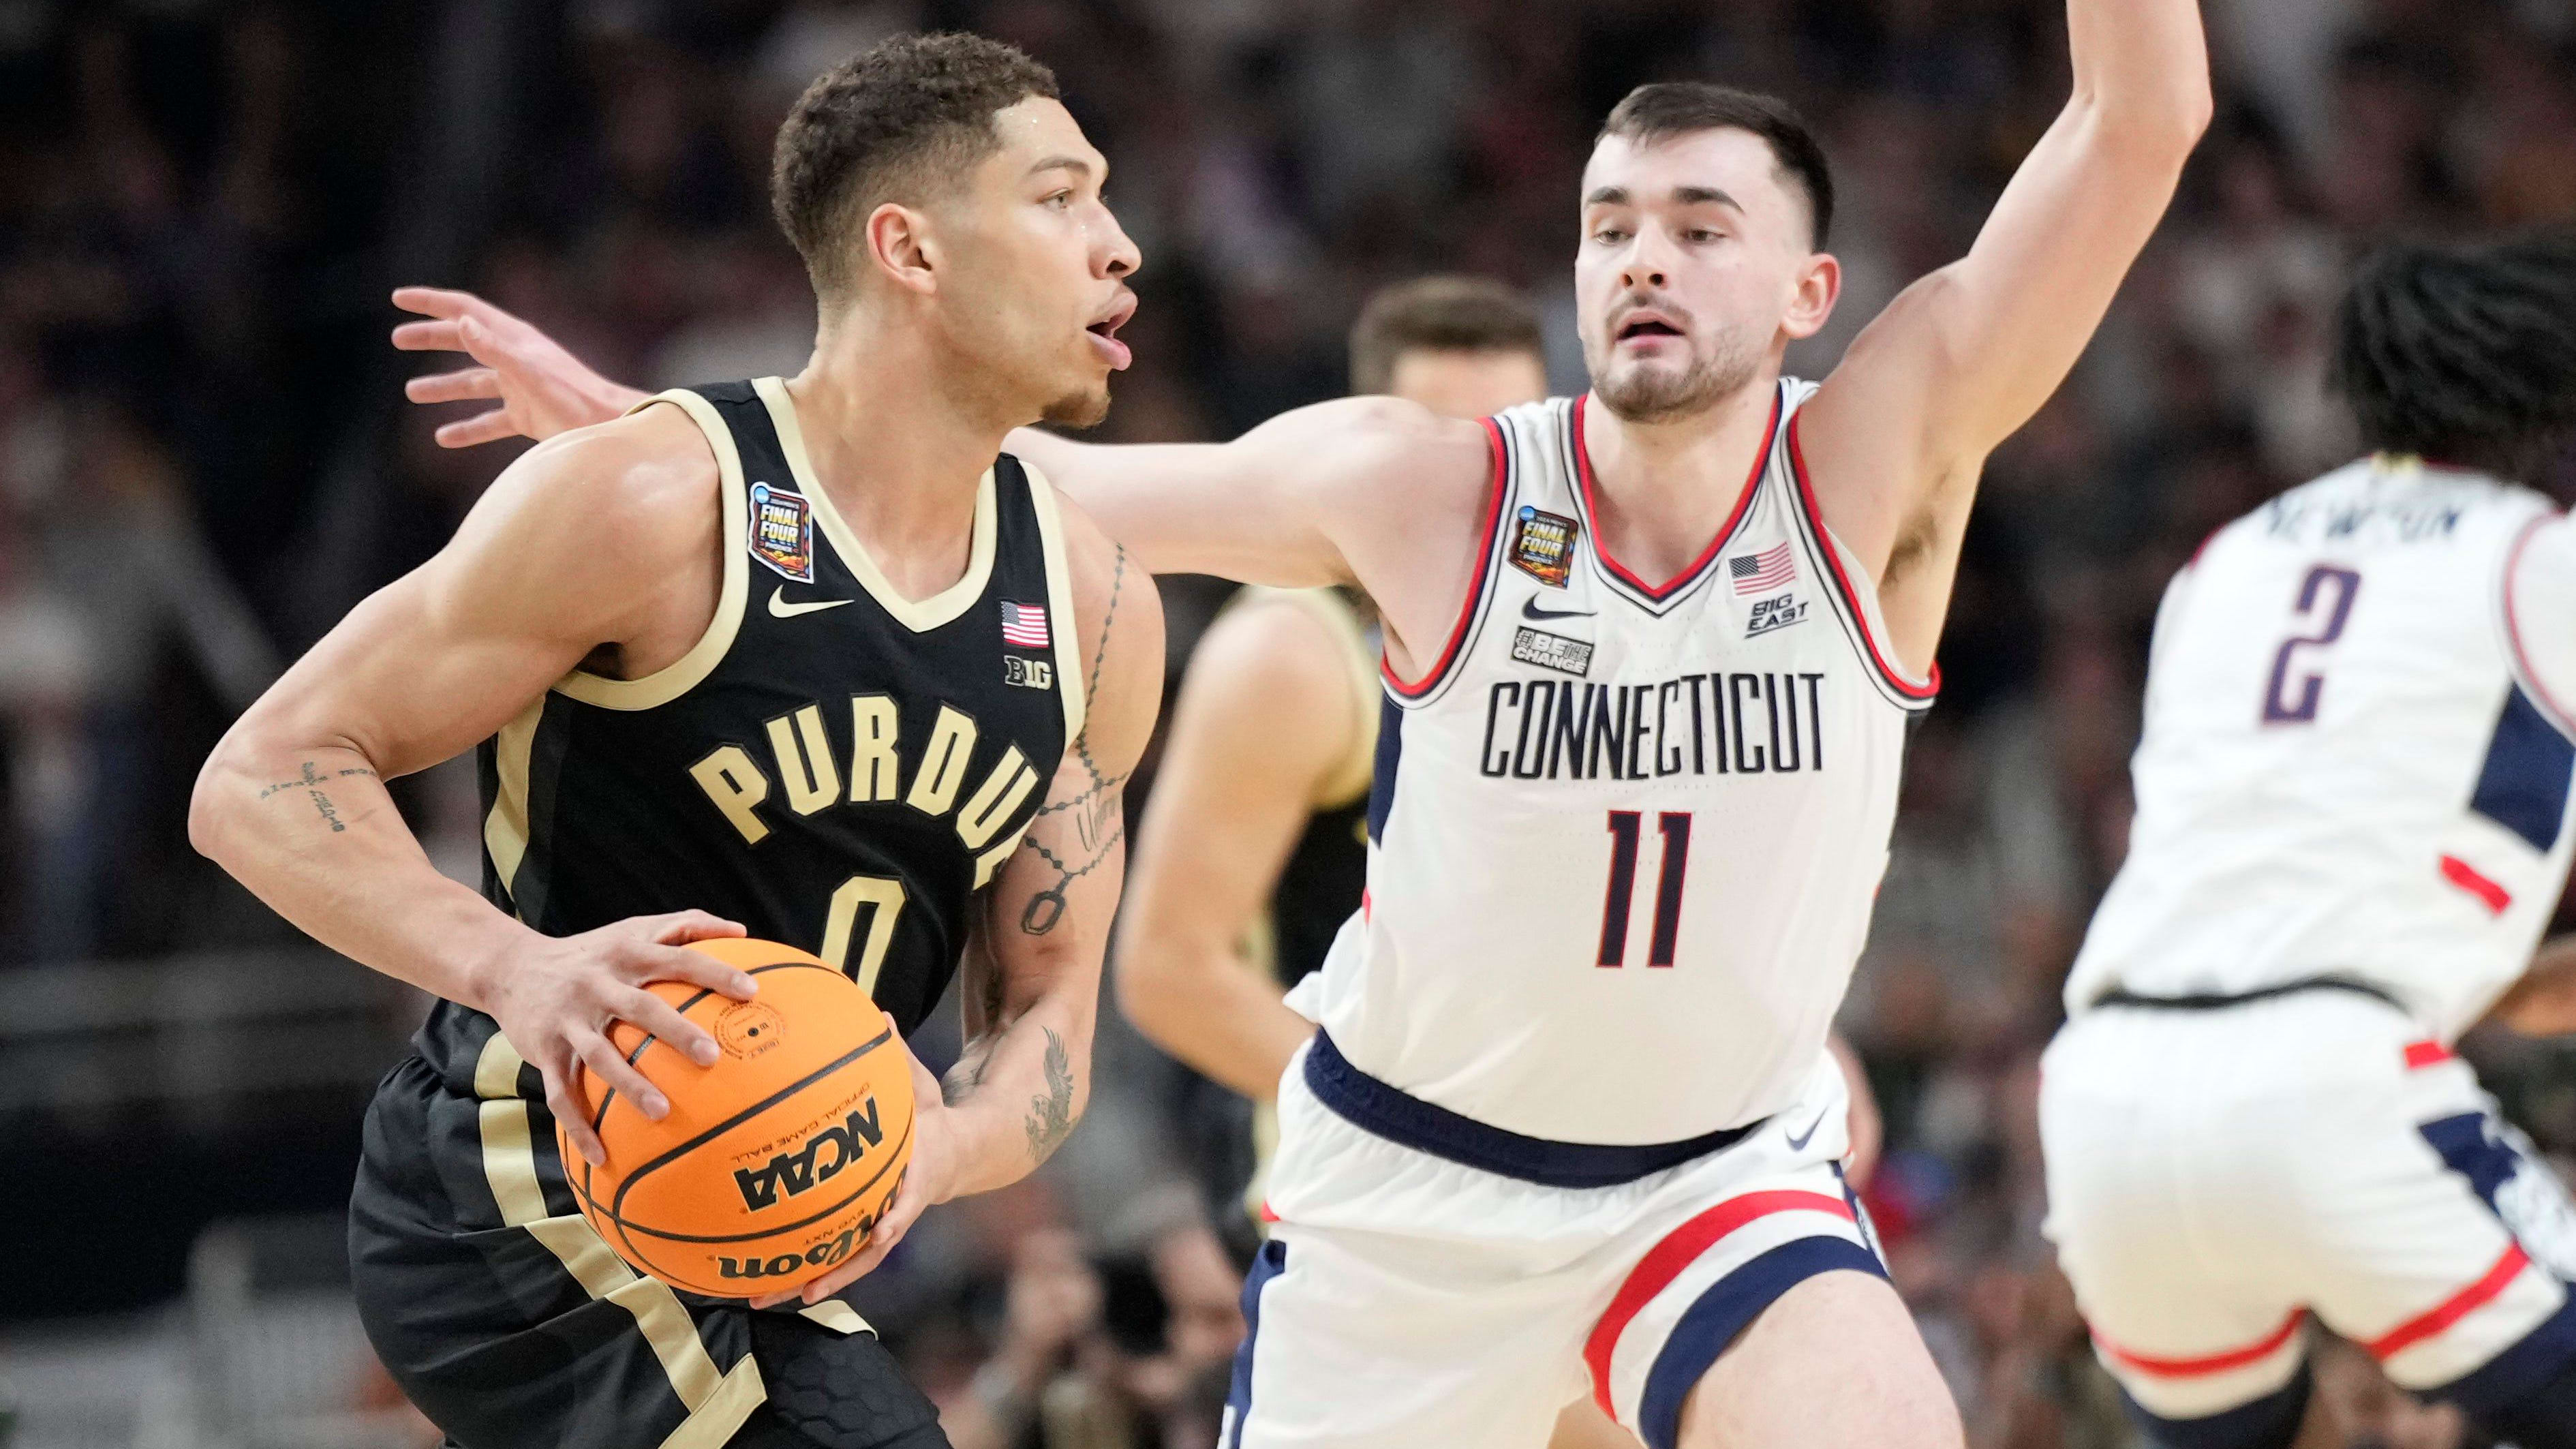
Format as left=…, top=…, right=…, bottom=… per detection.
left=2041, top=234, right=2576, bottom=1449
left=1115, top=275, right=1555, bottom=1262
left=187, top=35, right=1161, bottom=1449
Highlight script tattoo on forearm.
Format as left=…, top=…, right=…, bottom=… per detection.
left=1022, top=1027, right=1077, bottom=1163
left=256, top=761, right=378, bottom=834
left=1019, top=544, right=1131, bottom=935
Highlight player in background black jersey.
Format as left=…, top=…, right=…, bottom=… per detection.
left=190, top=35, right=1161, bottom=1449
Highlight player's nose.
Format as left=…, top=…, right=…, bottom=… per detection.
left=1097, top=211, right=1141, bottom=280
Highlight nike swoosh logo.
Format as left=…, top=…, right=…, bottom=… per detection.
left=1783, top=1109, right=1831, bottom=1153
left=1522, top=596, right=1595, bottom=622
left=769, top=587, right=853, bottom=619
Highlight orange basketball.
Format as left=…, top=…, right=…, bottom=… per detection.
left=559, top=938, right=915, bottom=1298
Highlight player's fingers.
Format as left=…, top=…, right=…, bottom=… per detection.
left=617, top=986, right=721, bottom=1067
left=389, top=285, right=483, bottom=321
left=541, top=1065, right=607, bottom=1165
left=433, top=410, right=524, bottom=449
left=574, top=1028, right=670, bottom=1121
left=645, top=909, right=748, bottom=945
left=404, top=367, right=501, bottom=403
left=389, top=318, right=466, bottom=352
left=632, top=942, right=760, bottom=1003
left=797, top=1247, right=880, bottom=1304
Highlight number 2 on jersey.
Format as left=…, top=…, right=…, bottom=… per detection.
left=1599, top=810, right=1692, bottom=967
left=2262, top=565, right=2362, bottom=724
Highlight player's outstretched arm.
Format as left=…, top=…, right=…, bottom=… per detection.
left=1115, top=595, right=1360, bottom=1099
left=1799, top=0, right=2211, bottom=667
left=188, top=410, right=757, bottom=1163
left=763, top=500, right=1165, bottom=1307
left=392, top=286, right=646, bottom=448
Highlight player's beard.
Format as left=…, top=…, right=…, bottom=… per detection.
left=1591, top=327, right=1760, bottom=425
left=1040, top=380, right=1111, bottom=429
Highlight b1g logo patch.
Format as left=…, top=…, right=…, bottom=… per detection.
left=1003, top=655, right=1055, bottom=690
left=1509, top=506, right=1579, bottom=588
left=750, top=483, right=815, bottom=583
left=1510, top=626, right=1593, bottom=677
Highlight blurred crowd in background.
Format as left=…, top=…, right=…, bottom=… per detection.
left=5, top=0, right=2576, bottom=1446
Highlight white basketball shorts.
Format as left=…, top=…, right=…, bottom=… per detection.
left=2041, top=990, right=2576, bottom=1442
left=1219, top=1035, right=1885, bottom=1449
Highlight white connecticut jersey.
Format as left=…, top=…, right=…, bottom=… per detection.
left=2067, top=458, right=2576, bottom=1040
left=1289, top=381, right=1935, bottom=1144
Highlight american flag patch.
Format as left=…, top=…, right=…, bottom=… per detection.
left=1729, top=541, right=1797, bottom=595
left=1000, top=600, right=1051, bottom=649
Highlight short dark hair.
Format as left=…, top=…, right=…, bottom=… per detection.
left=2331, top=233, right=2576, bottom=477
left=1597, top=83, right=1834, bottom=250
left=771, top=33, right=1060, bottom=296
left=1349, top=277, right=1545, bottom=394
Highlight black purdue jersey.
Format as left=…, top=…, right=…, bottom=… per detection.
left=416, top=378, right=1083, bottom=1097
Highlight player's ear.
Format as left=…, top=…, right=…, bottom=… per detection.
left=1781, top=251, right=1840, bottom=343
left=863, top=202, right=939, bottom=297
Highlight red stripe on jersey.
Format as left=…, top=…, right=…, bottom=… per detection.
left=2365, top=1245, right=2530, bottom=1360
left=2092, top=1309, right=2306, bottom=1378
left=1783, top=415, right=1940, bottom=702
left=2404, top=1039, right=2454, bottom=1070
left=1383, top=418, right=1508, bottom=699
left=2439, top=853, right=2513, bottom=915
left=1584, top=1189, right=1854, bottom=1416
left=1571, top=391, right=1775, bottom=602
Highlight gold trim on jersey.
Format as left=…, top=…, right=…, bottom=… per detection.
left=1022, top=459, right=1088, bottom=752
left=553, top=390, right=754, bottom=712
left=754, top=377, right=998, bottom=635
left=1230, top=587, right=1379, bottom=810
left=483, top=697, right=544, bottom=906
left=469, top=1033, right=765, bottom=1444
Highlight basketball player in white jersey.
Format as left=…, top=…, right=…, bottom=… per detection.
left=2042, top=236, right=2576, bottom=1449
left=395, top=4, right=2208, bottom=1439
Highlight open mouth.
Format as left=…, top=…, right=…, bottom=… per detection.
left=1085, top=293, right=1137, bottom=370
left=1616, top=315, right=1684, bottom=341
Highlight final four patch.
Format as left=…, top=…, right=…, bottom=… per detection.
left=1509, top=506, right=1579, bottom=587
left=749, top=482, right=815, bottom=583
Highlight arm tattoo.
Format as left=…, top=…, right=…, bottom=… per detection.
left=1022, top=1028, right=1078, bottom=1163
left=940, top=1047, right=991, bottom=1108
left=256, top=761, right=378, bottom=834
left=1019, top=544, right=1131, bottom=935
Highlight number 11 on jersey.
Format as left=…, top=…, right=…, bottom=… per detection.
left=1599, top=810, right=1692, bottom=967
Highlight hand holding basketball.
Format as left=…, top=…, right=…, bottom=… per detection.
left=478, top=909, right=758, bottom=1165
left=748, top=1036, right=953, bottom=1307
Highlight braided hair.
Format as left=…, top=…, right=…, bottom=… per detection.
left=2331, top=232, right=2576, bottom=479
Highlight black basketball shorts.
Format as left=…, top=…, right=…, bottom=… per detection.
left=348, top=1047, right=948, bottom=1449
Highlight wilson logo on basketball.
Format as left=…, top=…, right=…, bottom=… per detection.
left=730, top=1098, right=885, bottom=1211
left=713, top=1204, right=887, bottom=1281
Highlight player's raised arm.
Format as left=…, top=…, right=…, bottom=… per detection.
left=1799, top=0, right=2211, bottom=660
left=187, top=410, right=757, bottom=1163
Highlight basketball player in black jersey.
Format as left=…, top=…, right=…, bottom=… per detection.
left=189, top=35, right=1161, bottom=1449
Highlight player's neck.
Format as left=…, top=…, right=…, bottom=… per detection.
left=1578, top=373, right=1781, bottom=581
left=784, top=318, right=1008, bottom=603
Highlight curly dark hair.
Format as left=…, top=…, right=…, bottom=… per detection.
left=2331, top=233, right=2576, bottom=478
left=771, top=32, right=1060, bottom=297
